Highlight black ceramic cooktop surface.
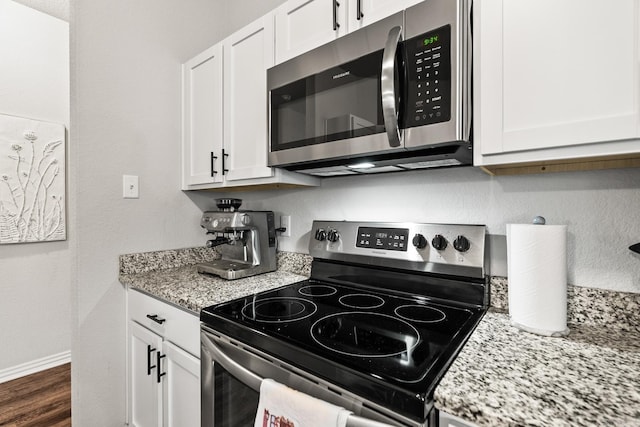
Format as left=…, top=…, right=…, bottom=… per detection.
left=201, top=279, right=484, bottom=421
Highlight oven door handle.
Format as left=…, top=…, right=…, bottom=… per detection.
left=381, top=25, right=403, bottom=148
left=201, top=331, right=396, bottom=427
left=201, top=330, right=262, bottom=391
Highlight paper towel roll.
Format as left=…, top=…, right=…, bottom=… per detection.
left=507, top=223, right=569, bottom=336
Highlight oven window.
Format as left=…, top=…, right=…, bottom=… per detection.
left=214, top=363, right=259, bottom=427
left=270, top=50, right=385, bottom=151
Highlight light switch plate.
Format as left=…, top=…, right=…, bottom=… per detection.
left=123, top=175, right=139, bottom=199
left=280, top=215, right=291, bottom=237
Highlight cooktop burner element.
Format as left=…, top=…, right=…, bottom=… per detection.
left=311, top=312, right=420, bottom=358
left=339, top=293, right=385, bottom=309
left=395, top=305, right=447, bottom=323
left=241, top=297, right=317, bottom=323
left=201, top=220, right=489, bottom=425
left=298, top=284, right=337, bottom=297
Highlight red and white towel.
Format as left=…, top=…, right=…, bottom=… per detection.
left=254, top=379, right=352, bottom=427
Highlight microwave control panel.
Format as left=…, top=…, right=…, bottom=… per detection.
left=403, top=25, right=451, bottom=128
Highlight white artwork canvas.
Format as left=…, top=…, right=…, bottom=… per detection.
left=0, top=114, right=66, bottom=244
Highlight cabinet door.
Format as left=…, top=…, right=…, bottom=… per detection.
left=182, top=44, right=224, bottom=188
left=130, top=321, right=163, bottom=427
left=475, top=0, right=640, bottom=162
left=223, top=15, right=275, bottom=182
left=162, top=341, right=200, bottom=427
left=275, top=0, right=347, bottom=64
left=347, top=0, right=422, bottom=31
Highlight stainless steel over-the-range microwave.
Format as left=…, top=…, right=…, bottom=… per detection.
left=267, top=0, right=472, bottom=177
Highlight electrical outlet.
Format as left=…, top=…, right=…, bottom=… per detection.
left=280, top=215, right=291, bottom=237
left=123, top=175, right=139, bottom=199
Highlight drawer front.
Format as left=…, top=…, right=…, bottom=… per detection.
left=128, top=289, right=200, bottom=357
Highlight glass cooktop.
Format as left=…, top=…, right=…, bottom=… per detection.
left=201, top=279, right=484, bottom=420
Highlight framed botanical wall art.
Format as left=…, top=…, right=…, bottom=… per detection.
left=0, top=113, right=66, bottom=244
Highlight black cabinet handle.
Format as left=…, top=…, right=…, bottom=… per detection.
left=210, top=152, right=218, bottom=177
left=222, top=149, right=229, bottom=175
left=356, top=0, right=363, bottom=20
left=146, top=314, right=166, bottom=325
left=156, top=352, right=166, bottom=383
left=333, top=0, right=340, bottom=31
left=146, top=345, right=156, bottom=375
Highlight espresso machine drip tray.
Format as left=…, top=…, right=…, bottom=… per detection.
left=197, top=259, right=257, bottom=280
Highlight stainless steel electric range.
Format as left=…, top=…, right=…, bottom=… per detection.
left=201, top=221, right=489, bottom=427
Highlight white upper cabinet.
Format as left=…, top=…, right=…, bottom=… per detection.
left=182, top=45, right=223, bottom=187
left=181, top=13, right=320, bottom=191
left=474, top=0, right=640, bottom=171
left=275, top=0, right=348, bottom=64
left=347, top=0, right=423, bottom=32
left=224, top=15, right=274, bottom=182
left=274, top=0, right=426, bottom=64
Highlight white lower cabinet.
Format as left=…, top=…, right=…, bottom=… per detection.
left=162, top=342, right=200, bottom=427
left=127, top=290, right=200, bottom=427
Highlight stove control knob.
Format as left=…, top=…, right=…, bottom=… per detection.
left=241, top=214, right=251, bottom=226
left=453, top=235, right=471, bottom=252
left=412, top=233, right=427, bottom=249
left=327, top=229, right=340, bottom=243
left=314, top=228, right=327, bottom=241
left=431, top=234, right=447, bottom=251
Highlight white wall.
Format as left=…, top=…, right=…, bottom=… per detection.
left=223, top=166, right=640, bottom=293
left=0, top=0, right=70, bottom=373
left=70, top=0, right=285, bottom=425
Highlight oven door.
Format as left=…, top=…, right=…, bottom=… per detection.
left=201, top=326, right=430, bottom=427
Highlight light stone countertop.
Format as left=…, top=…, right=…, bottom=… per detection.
left=119, top=247, right=640, bottom=426
left=434, top=310, right=640, bottom=426
left=118, top=248, right=312, bottom=314
left=120, top=266, right=307, bottom=314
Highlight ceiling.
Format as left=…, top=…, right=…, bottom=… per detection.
left=12, top=0, right=69, bottom=21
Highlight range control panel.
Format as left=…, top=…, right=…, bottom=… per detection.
left=309, top=220, right=487, bottom=278
left=356, top=227, right=409, bottom=251
left=403, top=25, right=451, bottom=128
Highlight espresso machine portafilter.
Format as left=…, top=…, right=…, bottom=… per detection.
left=196, top=208, right=277, bottom=280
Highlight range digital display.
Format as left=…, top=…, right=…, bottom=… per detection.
left=356, top=227, right=409, bottom=252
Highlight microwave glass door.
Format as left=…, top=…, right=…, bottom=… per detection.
left=271, top=50, right=386, bottom=151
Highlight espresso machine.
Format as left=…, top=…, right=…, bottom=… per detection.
left=196, top=199, right=277, bottom=280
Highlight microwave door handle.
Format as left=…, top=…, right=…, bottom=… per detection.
left=381, top=25, right=403, bottom=148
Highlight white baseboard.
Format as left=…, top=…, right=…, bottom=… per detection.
left=0, top=350, right=71, bottom=384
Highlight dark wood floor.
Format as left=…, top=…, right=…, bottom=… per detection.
left=0, top=363, right=71, bottom=426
